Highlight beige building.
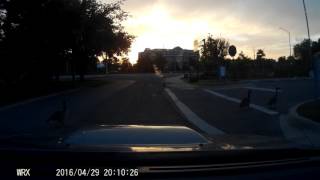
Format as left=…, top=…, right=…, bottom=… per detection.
left=138, top=47, right=199, bottom=71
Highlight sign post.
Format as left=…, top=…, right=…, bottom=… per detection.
left=228, top=45, right=237, bottom=60
left=228, top=45, right=237, bottom=80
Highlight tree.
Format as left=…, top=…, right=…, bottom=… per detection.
left=237, top=51, right=251, bottom=61
left=278, top=56, right=286, bottom=62
left=153, top=53, right=167, bottom=72
left=136, top=51, right=154, bottom=73
left=120, top=58, right=133, bottom=73
left=0, top=0, right=133, bottom=84
left=200, top=34, right=229, bottom=73
left=256, top=49, right=266, bottom=60
left=294, top=38, right=320, bottom=70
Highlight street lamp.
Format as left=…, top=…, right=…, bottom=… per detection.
left=279, top=27, right=292, bottom=57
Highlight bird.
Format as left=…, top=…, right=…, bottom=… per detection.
left=47, top=100, right=67, bottom=128
left=267, top=87, right=281, bottom=110
left=240, top=90, right=252, bottom=108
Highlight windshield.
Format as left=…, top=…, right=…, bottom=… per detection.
left=1, top=0, right=320, bottom=161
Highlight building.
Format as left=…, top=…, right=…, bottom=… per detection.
left=138, top=47, right=199, bottom=71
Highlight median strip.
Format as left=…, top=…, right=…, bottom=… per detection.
left=165, top=88, right=225, bottom=136
left=204, top=89, right=279, bottom=116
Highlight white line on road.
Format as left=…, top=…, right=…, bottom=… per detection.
left=165, top=88, right=225, bottom=136
left=204, top=89, right=279, bottom=116
left=243, top=87, right=282, bottom=93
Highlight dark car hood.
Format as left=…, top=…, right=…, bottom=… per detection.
left=59, top=125, right=303, bottom=152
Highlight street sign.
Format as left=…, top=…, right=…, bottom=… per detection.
left=229, top=45, right=237, bottom=57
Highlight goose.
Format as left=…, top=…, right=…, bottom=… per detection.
left=47, top=100, right=67, bottom=128
left=240, top=90, right=252, bottom=108
left=267, top=87, right=280, bottom=109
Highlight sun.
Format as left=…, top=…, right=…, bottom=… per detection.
left=125, top=6, right=170, bottom=63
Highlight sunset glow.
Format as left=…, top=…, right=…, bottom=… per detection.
left=119, top=0, right=320, bottom=64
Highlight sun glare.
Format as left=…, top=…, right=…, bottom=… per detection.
left=125, top=5, right=203, bottom=64
left=124, top=2, right=289, bottom=64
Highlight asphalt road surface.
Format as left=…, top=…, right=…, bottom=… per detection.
left=0, top=74, right=188, bottom=137
left=166, top=75, right=315, bottom=138
left=0, top=73, right=315, bottom=141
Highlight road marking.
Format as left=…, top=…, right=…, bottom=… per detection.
left=243, top=87, right=282, bottom=93
left=204, top=89, right=279, bottom=116
left=165, top=88, right=225, bottom=136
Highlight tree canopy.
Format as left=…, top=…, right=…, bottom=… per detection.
left=256, top=49, right=266, bottom=60
left=0, top=0, right=133, bottom=84
left=200, top=35, right=229, bottom=72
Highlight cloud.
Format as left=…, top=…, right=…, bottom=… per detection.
left=118, top=0, right=320, bottom=62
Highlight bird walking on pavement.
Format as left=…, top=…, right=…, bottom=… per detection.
left=240, top=90, right=252, bottom=108
left=267, top=87, right=280, bottom=110
left=47, top=100, right=67, bottom=128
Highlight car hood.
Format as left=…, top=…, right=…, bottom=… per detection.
left=60, top=125, right=303, bottom=152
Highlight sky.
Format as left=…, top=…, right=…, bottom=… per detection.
left=110, top=0, right=320, bottom=64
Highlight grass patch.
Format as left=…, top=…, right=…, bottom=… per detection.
left=0, top=79, right=110, bottom=107
left=297, top=100, right=320, bottom=122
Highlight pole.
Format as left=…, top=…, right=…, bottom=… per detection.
left=303, top=0, right=311, bottom=42
left=279, top=27, right=292, bottom=57
left=303, top=0, right=312, bottom=68
left=289, top=32, right=292, bottom=57
left=303, top=0, right=317, bottom=99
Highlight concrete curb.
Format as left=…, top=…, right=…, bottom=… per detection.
left=284, top=99, right=320, bottom=147
left=241, top=77, right=312, bottom=83
left=288, top=99, right=320, bottom=132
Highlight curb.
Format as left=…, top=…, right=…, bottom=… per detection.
left=288, top=99, right=320, bottom=133
left=241, top=77, right=312, bottom=83
left=280, top=100, right=320, bottom=148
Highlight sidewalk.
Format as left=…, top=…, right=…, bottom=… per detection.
left=164, top=75, right=196, bottom=90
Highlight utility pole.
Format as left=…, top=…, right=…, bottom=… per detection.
left=279, top=27, right=292, bottom=57
left=303, top=0, right=312, bottom=65
left=253, top=48, right=256, bottom=60
left=303, top=0, right=311, bottom=43
left=303, top=0, right=318, bottom=99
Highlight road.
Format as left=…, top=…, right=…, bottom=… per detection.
left=165, top=75, right=315, bottom=138
left=0, top=73, right=315, bottom=142
left=0, top=74, right=188, bottom=137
